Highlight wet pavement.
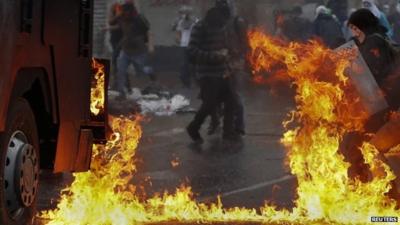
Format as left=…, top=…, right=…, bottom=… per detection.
left=37, top=72, right=298, bottom=215
left=37, top=71, right=400, bottom=222
left=112, top=73, right=297, bottom=210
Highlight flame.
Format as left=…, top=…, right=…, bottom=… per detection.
left=90, top=58, right=106, bottom=116
left=248, top=29, right=399, bottom=223
left=171, top=157, right=180, bottom=168
left=40, top=30, right=400, bottom=225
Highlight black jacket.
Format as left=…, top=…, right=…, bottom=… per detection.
left=110, top=14, right=150, bottom=55
left=188, top=20, right=228, bottom=78
left=188, top=15, right=247, bottom=78
left=357, top=34, right=396, bottom=86
left=313, top=14, right=344, bottom=48
left=357, top=33, right=400, bottom=109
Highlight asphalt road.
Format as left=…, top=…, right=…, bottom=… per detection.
left=36, top=71, right=400, bottom=224
left=37, top=70, right=296, bottom=210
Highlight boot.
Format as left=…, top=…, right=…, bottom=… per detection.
left=186, top=123, right=203, bottom=144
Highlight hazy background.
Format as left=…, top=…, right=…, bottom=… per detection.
left=92, top=0, right=398, bottom=62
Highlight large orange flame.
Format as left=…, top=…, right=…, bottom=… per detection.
left=40, top=30, right=400, bottom=225
left=248, top=29, right=399, bottom=223
left=90, top=59, right=106, bottom=116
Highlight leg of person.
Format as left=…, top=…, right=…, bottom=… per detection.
left=187, top=77, right=220, bottom=142
left=125, top=67, right=133, bottom=95
left=221, top=77, right=239, bottom=141
left=115, top=47, right=131, bottom=94
left=111, top=44, right=121, bottom=73
left=110, top=44, right=121, bottom=90
left=116, top=51, right=131, bottom=100
left=234, top=93, right=245, bottom=135
left=207, top=103, right=221, bottom=135
left=180, top=48, right=192, bottom=88
left=131, top=53, right=157, bottom=82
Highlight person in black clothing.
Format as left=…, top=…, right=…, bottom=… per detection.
left=109, top=2, right=123, bottom=67
left=206, top=0, right=247, bottom=137
left=110, top=2, right=156, bottom=100
left=108, top=1, right=125, bottom=90
left=281, top=6, right=313, bottom=43
left=348, top=8, right=397, bottom=94
left=313, top=5, right=345, bottom=48
left=186, top=3, right=243, bottom=143
left=327, top=0, right=348, bottom=25
left=343, top=8, right=400, bottom=206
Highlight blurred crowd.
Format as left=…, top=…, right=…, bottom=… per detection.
left=274, top=0, right=400, bottom=48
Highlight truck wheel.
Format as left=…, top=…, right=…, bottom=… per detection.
left=0, top=98, right=40, bottom=225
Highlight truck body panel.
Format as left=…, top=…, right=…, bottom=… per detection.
left=0, top=0, right=104, bottom=173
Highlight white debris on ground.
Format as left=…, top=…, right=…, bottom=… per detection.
left=108, top=88, right=191, bottom=116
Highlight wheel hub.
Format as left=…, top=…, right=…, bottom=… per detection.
left=17, top=143, right=39, bottom=207
left=4, top=131, right=39, bottom=217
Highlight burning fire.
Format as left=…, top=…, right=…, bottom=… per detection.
left=90, top=58, right=106, bottom=116
left=171, top=157, right=180, bottom=168
left=248, top=30, right=399, bottom=223
left=41, top=30, right=400, bottom=225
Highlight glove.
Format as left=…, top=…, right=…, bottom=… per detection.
left=215, top=49, right=229, bottom=57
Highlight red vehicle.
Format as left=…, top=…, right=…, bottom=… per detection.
left=0, top=0, right=108, bottom=224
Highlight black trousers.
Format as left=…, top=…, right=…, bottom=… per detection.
left=189, top=76, right=238, bottom=136
left=209, top=74, right=245, bottom=134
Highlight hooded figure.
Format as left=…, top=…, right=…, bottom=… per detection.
left=362, top=0, right=393, bottom=38
left=213, top=0, right=247, bottom=136
left=215, top=0, right=237, bottom=18
left=186, top=1, right=247, bottom=142
left=313, top=5, right=345, bottom=48
left=186, top=6, right=237, bottom=142
left=348, top=8, right=397, bottom=89
left=342, top=8, right=400, bottom=210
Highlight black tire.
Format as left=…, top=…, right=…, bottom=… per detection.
left=0, top=98, right=40, bottom=225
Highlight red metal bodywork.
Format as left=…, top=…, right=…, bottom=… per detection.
left=0, top=0, right=106, bottom=172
